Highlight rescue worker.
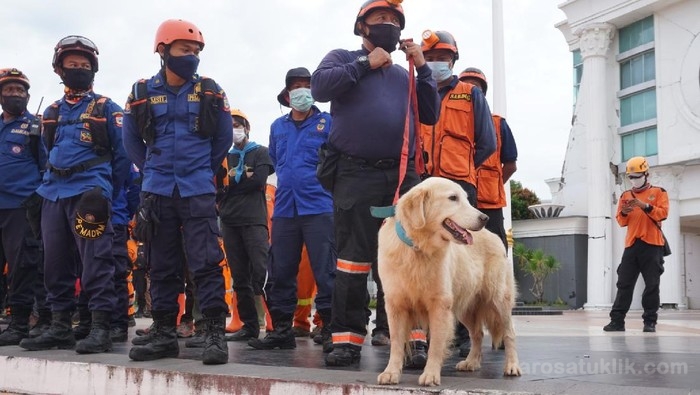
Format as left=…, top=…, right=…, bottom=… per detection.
left=459, top=67, right=518, bottom=249
left=455, top=66, right=517, bottom=355
left=420, top=31, right=496, bottom=206
left=311, top=0, right=440, bottom=366
left=218, top=109, right=274, bottom=343
left=122, top=19, right=233, bottom=365
left=604, top=157, right=668, bottom=333
left=248, top=67, right=335, bottom=352
left=18, top=36, right=130, bottom=354
left=0, top=68, right=46, bottom=346
left=420, top=33, right=496, bottom=361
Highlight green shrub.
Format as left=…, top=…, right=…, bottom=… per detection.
left=513, top=242, right=560, bottom=303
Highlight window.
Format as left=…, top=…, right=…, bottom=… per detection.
left=620, top=51, right=655, bottom=89
left=573, top=50, right=583, bottom=109
left=619, top=16, right=654, bottom=53
left=618, top=16, right=656, bottom=160
left=620, top=89, right=656, bottom=126
left=621, top=127, right=657, bottom=161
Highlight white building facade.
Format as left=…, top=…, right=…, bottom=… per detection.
left=554, top=0, right=700, bottom=309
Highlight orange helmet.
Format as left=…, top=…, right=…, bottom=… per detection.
left=0, top=68, right=30, bottom=90
left=52, top=35, right=99, bottom=72
left=354, top=0, right=405, bottom=36
left=230, top=108, right=250, bottom=130
left=626, top=156, right=649, bottom=174
left=459, top=67, right=488, bottom=94
left=154, top=19, right=205, bottom=53
left=420, top=30, right=459, bottom=61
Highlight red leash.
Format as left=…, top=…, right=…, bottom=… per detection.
left=393, top=56, right=424, bottom=204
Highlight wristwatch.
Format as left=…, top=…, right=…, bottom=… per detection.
left=356, top=55, right=371, bottom=71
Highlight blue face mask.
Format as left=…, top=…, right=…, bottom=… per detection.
left=427, top=61, right=453, bottom=82
left=289, top=87, right=314, bottom=112
left=167, top=54, right=200, bottom=80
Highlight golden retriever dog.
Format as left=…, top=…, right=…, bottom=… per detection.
left=376, top=177, right=521, bottom=386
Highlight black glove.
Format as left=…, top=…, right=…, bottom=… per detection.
left=133, top=193, right=160, bottom=243
left=21, top=192, right=43, bottom=240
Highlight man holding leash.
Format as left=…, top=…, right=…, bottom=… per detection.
left=311, top=0, right=440, bottom=367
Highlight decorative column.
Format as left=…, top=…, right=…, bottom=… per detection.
left=577, top=23, right=615, bottom=308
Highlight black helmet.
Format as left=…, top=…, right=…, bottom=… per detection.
left=354, top=0, right=405, bottom=36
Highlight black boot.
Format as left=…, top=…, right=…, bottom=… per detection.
left=185, top=322, right=206, bottom=348
left=129, top=311, right=179, bottom=361
left=325, top=344, right=361, bottom=366
left=28, top=309, right=51, bottom=338
left=132, top=321, right=156, bottom=346
left=110, top=327, right=129, bottom=342
left=316, top=308, right=333, bottom=353
left=202, top=310, right=228, bottom=365
left=76, top=311, right=113, bottom=354
left=0, top=306, right=31, bottom=346
left=19, top=311, right=76, bottom=351
left=404, top=340, right=428, bottom=369
left=603, top=320, right=625, bottom=332
left=248, top=311, right=295, bottom=350
left=72, top=307, right=92, bottom=341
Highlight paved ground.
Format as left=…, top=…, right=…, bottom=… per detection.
left=0, top=309, right=699, bottom=394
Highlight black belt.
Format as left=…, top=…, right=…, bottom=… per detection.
left=340, top=154, right=405, bottom=170
left=48, top=154, right=112, bottom=178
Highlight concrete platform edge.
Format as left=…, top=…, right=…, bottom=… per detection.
left=0, top=354, right=549, bottom=395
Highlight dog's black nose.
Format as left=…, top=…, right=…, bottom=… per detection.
left=479, top=213, right=489, bottom=223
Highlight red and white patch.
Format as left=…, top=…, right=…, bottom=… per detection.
left=11, top=145, right=23, bottom=154
left=114, top=114, right=123, bottom=128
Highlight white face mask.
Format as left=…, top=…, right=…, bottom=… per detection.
left=629, top=175, right=646, bottom=189
left=233, top=128, right=247, bottom=144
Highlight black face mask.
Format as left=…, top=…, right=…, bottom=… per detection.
left=366, top=23, right=402, bottom=53
left=1, top=96, right=28, bottom=116
left=61, top=68, right=95, bottom=90
left=166, top=54, right=200, bottom=81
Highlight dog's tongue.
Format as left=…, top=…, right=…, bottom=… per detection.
left=442, top=218, right=473, bottom=245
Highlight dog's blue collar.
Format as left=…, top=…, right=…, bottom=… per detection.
left=370, top=205, right=414, bottom=247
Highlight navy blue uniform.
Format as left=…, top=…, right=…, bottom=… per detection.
left=122, top=72, right=232, bottom=315
left=267, top=107, right=336, bottom=318
left=37, top=93, right=130, bottom=313
left=0, top=110, right=46, bottom=311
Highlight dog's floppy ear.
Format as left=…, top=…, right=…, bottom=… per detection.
left=398, top=186, right=430, bottom=231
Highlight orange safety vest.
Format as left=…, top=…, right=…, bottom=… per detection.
left=420, top=82, right=477, bottom=186
left=476, top=115, right=506, bottom=209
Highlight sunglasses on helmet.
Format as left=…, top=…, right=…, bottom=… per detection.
left=56, top=36, right=99, bottom=54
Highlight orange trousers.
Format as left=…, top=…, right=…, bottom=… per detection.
left=293, top=245, right=321, bottom=331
